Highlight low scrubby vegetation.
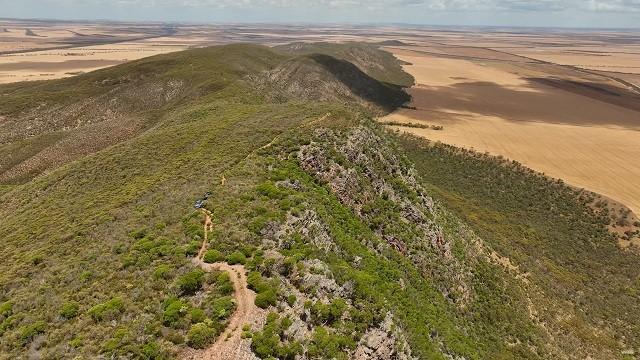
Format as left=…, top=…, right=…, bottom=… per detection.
left=395, top=133, right=640, bottom=358
left=379, top=120, right=443, bottom=130
left=1, top=41, right=637, bottom=360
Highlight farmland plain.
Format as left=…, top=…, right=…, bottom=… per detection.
left=379, top=32, right=640, bottom=217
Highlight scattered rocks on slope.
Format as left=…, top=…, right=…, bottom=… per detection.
left=354, top=312, right=417, bottom=360
left=298, top=125, right=474, bottom=307
left=267, top=209, right=337, bottom=253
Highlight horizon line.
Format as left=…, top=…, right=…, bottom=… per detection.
left=2, top=16, right=639, bottom=31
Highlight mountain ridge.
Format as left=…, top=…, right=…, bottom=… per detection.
left=0, top=42, right=638, bottom=360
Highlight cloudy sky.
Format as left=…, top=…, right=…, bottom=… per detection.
left=2, top=0, right=640, bottom=28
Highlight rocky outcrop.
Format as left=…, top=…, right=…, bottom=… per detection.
left=264, top=209, right=337, bottom=253
left=298, top=126, right=474, bottom=307
left=354, top=312, right=417, bottom=360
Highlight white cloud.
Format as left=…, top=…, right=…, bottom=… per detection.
left=99, top=0, right=640, bottom=12
left=3, top=0, right=639, bottom=26
left=586, top=0, right=640, bottom=11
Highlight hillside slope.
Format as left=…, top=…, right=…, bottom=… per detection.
left=0, top=43, right=638, bottom=360
left=274, top=42, right=414, bottom=87
left=0, top=45, right=287, bottom=185
left=251, top=53, right=409, bottom=112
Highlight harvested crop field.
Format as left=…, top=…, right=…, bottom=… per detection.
left=382, top=49, right=640, bottom=215
left=0, top=19, right=227, bottom=83
left=0, top=42, right=193, bottom=83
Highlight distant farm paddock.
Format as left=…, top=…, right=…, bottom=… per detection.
left=382, top=49, right=640, bottom=215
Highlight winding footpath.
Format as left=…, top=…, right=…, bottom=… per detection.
left=182, top=209, right=263, bottom=360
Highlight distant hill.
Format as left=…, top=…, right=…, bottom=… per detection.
left=376, top=40, right=410, bottom=46
left=251, top=53, right=409, bottom=112
left=275, top=42, right=414, bottom=87
left=0, top=44, right=287, bottom=184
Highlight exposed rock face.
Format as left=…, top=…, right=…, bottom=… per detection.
left=298, top=126, right=474, bottom=307
left=268, top=209, right=337, bottom=253
left=297, top=259, right=353, bottom=301
left=257, top=201, right=416, bottom=360
left=276, top=179, right=302, bottom=191
left=354, top=312, right=417, bottom=360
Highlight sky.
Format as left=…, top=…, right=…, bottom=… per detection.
left=1, top=0, right=640, bottom=28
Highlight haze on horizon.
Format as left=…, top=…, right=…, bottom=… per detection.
left=2, top=0, right=640, bottom=28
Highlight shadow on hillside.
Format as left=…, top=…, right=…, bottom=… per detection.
left=408, top=79, right=640, bottom=128
left=309, top=54, right=410, bottom=112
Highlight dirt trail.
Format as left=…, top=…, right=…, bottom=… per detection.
left=182, top=209, right=263, bottom=360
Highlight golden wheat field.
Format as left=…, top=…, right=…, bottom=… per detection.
left=382, top=48, right=640, bottom=214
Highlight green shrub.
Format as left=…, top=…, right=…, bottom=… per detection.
left=190, top=307, right=206, bottom=324
left=226, top=251, right=246, bottom=265
left=79, top=271, right=92, bottom=281
left=251, top=313, right=302, bottom=359
left=247, top=272, right=269, bottom=293
left=280, top=257, right=296, bottom=276
left=177, top=270, right=205, bottom=295
left=203, top=249, right=224, bottom=263
left=280, top=316, right=292, bottom=330
left=255, top=289, right=277, bottom=309
left=0, top=301, right=13, bottom=318
left=30, top=254, right=43, bottom=265
left=153, top=264, right=173, bottom=280
left=88, top=297, right=125, bottom=322
left=129, top=228, right=147, bottom=239
left=183, top=241, right=201, bottom=257
left=248, top=217, right=269, bottom=234
left=215, top=272, right=234, bottom=295
left=251, top=325, right=279, bottom=358
left=257, top=182, right=284, bottom=199
left=286, top=294, right=297, bottom=307
left=187, top=323, right=215, bottom=349
left=307, top=326, right=355, bottom=359
left=163, top=298, right=187, bottom=327
left=164, top=329, right=184, bottom=345
left=19, top=320, right=46, bottom=345
left=69, top=336, right=83, bottom=348
left=210, top=296, right=235, bottom=320
left=101, top=327, right=130, bottom=353
left=311, top=299, right=347, bottom=324
left=0, top=314, right=19, bottom=337
left=141, top=341, right=165, bottom=359
left=60, top=301, right=80, bottom=319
